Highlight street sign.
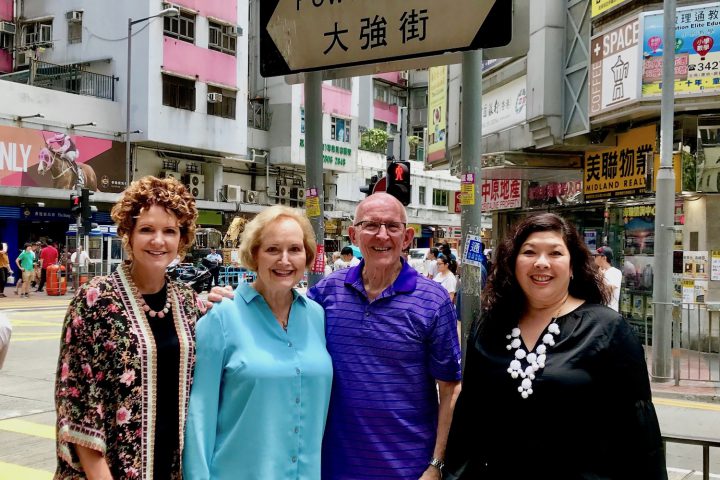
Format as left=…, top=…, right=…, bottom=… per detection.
left=261, top=0, right=512, bottom=77
left=463, top=234, right=485, bottom=268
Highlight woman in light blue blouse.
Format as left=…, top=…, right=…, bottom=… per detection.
left=183, top=206, right=333, bottom=480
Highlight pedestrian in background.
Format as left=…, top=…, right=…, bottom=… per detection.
left=204, top=247, right=223, bottom=287
left=444, top=213, right=666, bottom=479
left=333, top=245, right=359, bottom=270
left=433, top=256, right=457, bottom=303
left=15, top=243, right=35, bottom=298
left=36, top=239, right=58, bottom=293
left=0, top=242, right=10, bottom=297
left=593, top=246, right=622, bottom=312
left=184, top=205, right=332, bottom=479
left=424, top=247, right=439, bottom=279
left=55, top=176, right=203, bottom=480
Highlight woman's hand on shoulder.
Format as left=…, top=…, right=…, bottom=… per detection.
left=203, top=285, right=235, bottom=313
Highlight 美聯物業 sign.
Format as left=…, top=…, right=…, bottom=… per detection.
left=590, top=18, right=640, bottom=116
left=584, top=125, right=656, bottom=200
left=260, top=0, right=512, bottom=76
left=642, top=3, right=720, bottom=97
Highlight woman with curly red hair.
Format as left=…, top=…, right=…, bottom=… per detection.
left=55, top=176, right=203, bottom=480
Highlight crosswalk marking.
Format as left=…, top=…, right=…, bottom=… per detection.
left=0, top=419, right=55, bottom=440
left=0, top=461, right=52, bottom=480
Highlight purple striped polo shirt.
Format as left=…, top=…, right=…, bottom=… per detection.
left=308, top=259, right=462, bottom=480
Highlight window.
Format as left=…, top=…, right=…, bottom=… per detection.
left=331, top=78, right=352, bottom=90
left=207, top=85, right=236, bottom=119
left=432, top=189, right=449, bottom=207
left=418, top=186, right=426, bottom=205
left=410, top=88, right=427, bottom=109
left=66, top=12, right=82, bottom=44
left=23, top=21, right=52, bottom=47
left=412, top=127, right=425, bottom=140
left=162, top=74, right=196, bottom=111
left=331, top=117, right=351, bottom=143
left=164, top=10, right=195, bottom=43
left=373, top=120, right=387, bottom=131
left=208, top=21, right=237, bottom=55
left=374, top=84, right=387, bottom=102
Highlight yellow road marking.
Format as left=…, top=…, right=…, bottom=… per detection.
left=10, top=335, right=60, bottom=342
left=0, top=419, right=55, bottom=440
left=12, top=321, right=63, bottom=327
left=655, top=397, right=720, bottom=411
left=0, top=462, right=52, bottom=480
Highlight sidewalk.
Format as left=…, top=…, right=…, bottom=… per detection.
left=0, top=290, right=75, bottom=310
left=651, top=379, right=720, bottom=404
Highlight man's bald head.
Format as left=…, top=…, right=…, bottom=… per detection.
left=354, top=193, right=407, bottom=224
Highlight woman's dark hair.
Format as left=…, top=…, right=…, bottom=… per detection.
left=482, top=213, right=608, bottom=326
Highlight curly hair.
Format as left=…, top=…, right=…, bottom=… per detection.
left=111, top=176, right=198, bottom=259
left=482, top=213, right=608, bottom=327
left=238, top=205, right=316, bottom=272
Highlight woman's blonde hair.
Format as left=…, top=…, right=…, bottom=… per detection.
left=111, top=176, right=198, bottom=259
left=239, top=205, right=316, bottom=271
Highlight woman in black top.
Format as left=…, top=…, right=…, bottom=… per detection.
left=444, top=213, right=666, bottom=479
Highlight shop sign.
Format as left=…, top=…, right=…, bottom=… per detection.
left=482, top=76, right=527, bottom=135
left=651, top=152, right=683, bottom=192
left=0, top=125, right=126, bottom=192
left=324, top=219, right=338, bottom=234
left=590, top=18, right=640, bottom=116
left=711, top=250, right=720, bottom=280
left=527, top=180, right=583, bottom=207
left=592, top=0, right=632, bottom=18
left=583, top=125, right=655, bottom=200
left=450, top=191, right=462, bottom=214
left=642, top=3, right=720, bottom=97
left=480, top=179, right=522, bottom=211
left=299, top=139, right=356, bottom=173
left=426, top=66, right=448, bottom=165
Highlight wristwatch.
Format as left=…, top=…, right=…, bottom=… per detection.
left=429, top=457, right=445, bottom=473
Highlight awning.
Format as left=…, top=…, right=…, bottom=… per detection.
left=480, top=151, right=582, bottom=183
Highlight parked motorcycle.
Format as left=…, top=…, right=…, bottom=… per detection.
left=167, top=263, right=212, bottom=294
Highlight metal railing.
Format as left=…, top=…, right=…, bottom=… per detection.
left=1, top=59, right=116, bottom=100
left=672, top=303, right=720, bottom=385
left=663, top=434, right=720, bottom=480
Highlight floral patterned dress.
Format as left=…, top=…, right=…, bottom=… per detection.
left=55, top=264, right=201, bottom=480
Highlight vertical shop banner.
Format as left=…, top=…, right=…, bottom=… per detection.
left=642, top=3, right=720, bottom=97
left=479, top=179, right=521, bottom=211
left=0, top=125, right=126, bottom=192
left=584, top=125, right=655, bottom=199
left=711, top=250, right=720, bottom=280
left=426, top=65, right=448, bottom=165
left=482, top=76, right=527, bottom=134
left=590, top=18, right=641, bottom=116
left=592, top=0, right=632, bottom=18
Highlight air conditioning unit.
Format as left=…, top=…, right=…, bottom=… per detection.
left=244, top=190, right=260, bottom=204
left=207, top=92, right=223, bottom=103
left=160, top=170, right=181, bottom=181
left=227, top=25, right=238, bottom=37
left=0, top=21, right=16, bottom=35
left=16, top=51, right=31, bottom=67
left=289, top=187, right=305, bottom=207
left=66, top=11, right=83, bottom=22
left=399, top=71, right=409, bottom=81
left=276, top=185, right=290, bottom=205
left=223, top=184, right=243, bottom=202
left=184, top=173, right=205, bottom=199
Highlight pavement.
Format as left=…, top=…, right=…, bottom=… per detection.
left=2, top=292, right=720, bottom=403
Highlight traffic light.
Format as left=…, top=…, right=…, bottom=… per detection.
left=386, top=161, right=411, bottom=206
left=80, top=188, right=98, bottom=233
left=70, top=192, right=82, bottom=215
left=360, top=175, right=378, bottom=196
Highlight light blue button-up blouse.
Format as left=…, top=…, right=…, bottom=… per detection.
left=183, top=283, right=333, bottom=480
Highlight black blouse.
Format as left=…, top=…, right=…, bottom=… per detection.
left=444, top=303, right=667, bottom=480
left=143, top=286, right=180, bottom=480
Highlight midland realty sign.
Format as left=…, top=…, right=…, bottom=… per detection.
left=260, top=0, right=512, bottom=76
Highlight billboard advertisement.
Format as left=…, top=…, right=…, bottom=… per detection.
left=642, top=3, right=720, bottom=97
left=426, top=65, right=448, bottom=165
left=0, top=126, right=126, bottom=192
left=482, top=76, right=527, bottom=134
left=590, top=18, right=641, bottom=116
left=592, top=0, right=632, bottom=18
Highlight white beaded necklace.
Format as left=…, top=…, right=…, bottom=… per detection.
left=506, top=296, right=568, bottom=399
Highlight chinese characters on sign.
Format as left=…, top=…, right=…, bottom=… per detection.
left=583, top=125, right=655, bottom=199
left=480, top=179, right=522, bottom=211
left=460, top=173, right=475, bottom=206
left=305, top=188, right=321, bottom=217
left=463, top=234, right=485, bottom=268
left=642, top=3, right=720, bottom=96
left=426, top=65, right=448, bottom=165
left=482, top=76, right=527, bottom=134
left=590, top=18, right=640, bottom=116
left=527, top=180, right=583, bottom=207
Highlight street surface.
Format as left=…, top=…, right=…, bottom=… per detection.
left=0, top=295, right=719, bottom=479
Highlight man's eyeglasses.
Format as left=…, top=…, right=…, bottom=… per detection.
left=354, top=221, right=405, bottom=235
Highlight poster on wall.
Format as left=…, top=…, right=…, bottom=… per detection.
left=590, top=18, right=641, bottom=116
left=642, top=3, right=720, bottom=97
left=683, top=251, right=709, bottom=280
left=426, top=66, right=448, bottom=165
left=623, top=205, right=655, bottom=256
left=623, top=255, right=654, bottom=292
left=0, top=125, right=126, bottom=192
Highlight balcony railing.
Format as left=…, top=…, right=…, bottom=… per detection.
left=248, top=97, right=271, bottom=131
left=0, top=59, right=116, bottom=101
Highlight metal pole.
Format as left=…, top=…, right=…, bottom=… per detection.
left=399, top=107, right=407, bottom=162
left=459, top=50, right=484, bottom=368
left=651, top=0, right=676, bottom=381
left=125, top=18, right=132, bottom=187
left=305, top=71, right=324, bottom=288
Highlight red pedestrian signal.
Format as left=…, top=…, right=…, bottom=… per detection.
left=70, top=193, right=82, bottom=215
left=387, top=161, right=411, bottom=206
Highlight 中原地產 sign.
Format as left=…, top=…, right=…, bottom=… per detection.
left=260, top=0, right=512, bottom=76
